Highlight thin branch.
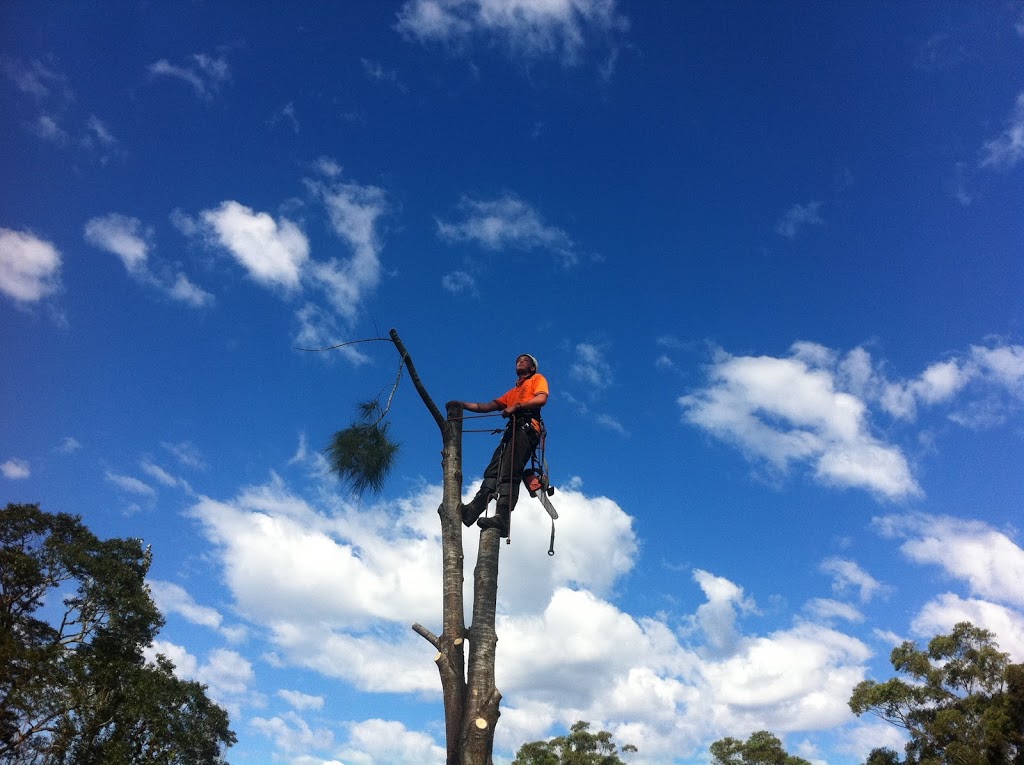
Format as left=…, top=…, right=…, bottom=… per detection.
left=389, top=328, right=445, bottom=430
left=294, top=337, right=390, bottom=352
left=371, top=358, right=405, bottom=426
left=412, top=622, right=440, bottom=649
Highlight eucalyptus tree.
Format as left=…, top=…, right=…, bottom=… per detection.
left=849, top=621, right=1024, bottom=764
left=709, top=730, right=811, bottom=765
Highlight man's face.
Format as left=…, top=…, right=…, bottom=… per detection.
left=516, top=355, right=535, bottom=375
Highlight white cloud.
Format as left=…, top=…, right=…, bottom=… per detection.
left=148, top=580, right=226, bottom=631
left=820, top=558, right=887, bottom=603
left=437, top=194, right=578, bottom=266
left=911, top=593, right=1024, bottom=661
left=277, top=689, right=325, bottom=711
left=55, top=436, right=81, bottom=454
left=149, top=52, right=231, bottom=99
left=337, top=719, right=445, bottom=765
left=252, top=712, right=335, bottom=755
left=441, top=269, right=477, bottom=294
left=200, top=201, right=310, bottom=291
left=162, top=440, right=207, bottom=469
left=84, top=213, right=213, bottom=307
left=874, top=513, right=1024, bottom=607
left=805, top=598, right=864, bottom=623
left=0, top=228, right=62, bottom=303
left=145, top=642, right=255, bottom=711
left=679, top=346, right=921, bottom=499
left=689, top=569, right=758, bottom=655
left=775, top=201, right=824, bottom=239
left=570, top=342, right=611, bottom=388
left=105, top=470, right=157, bottom=496
left=980, top=92, right=1024, bottom=169
left=305, top=178, right=389, bottom=320
left=84, top=213, right=151, bottom=272
left=183, top=468, right=880, bottom=762
left=2, top=458, right=31, bottom=479
left=146, top=639, right=199, bottom=677
left=140, top=461, right=184, bottom=489
left=396, top=0, right=627, bottom=65
left=836, top=722, right=908, bottom=764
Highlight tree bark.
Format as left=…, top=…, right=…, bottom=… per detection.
left=462, top=530, right=503, bottom=765
left=393, top=330, right=502, bottom=765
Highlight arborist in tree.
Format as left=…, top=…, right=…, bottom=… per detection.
left=457, top=353, right=548, bottom=537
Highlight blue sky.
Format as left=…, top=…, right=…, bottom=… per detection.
left=2, top=2, right=1024, bottom=763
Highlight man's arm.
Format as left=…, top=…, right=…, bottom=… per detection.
left=459, top=400, right=503, bottom=413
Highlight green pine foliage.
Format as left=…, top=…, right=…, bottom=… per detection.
left=325, top=400, right=400, bottom=495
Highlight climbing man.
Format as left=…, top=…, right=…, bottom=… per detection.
left=457, top=353, right=549, bottom=537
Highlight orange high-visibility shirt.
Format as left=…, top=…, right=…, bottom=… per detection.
left=496, top=373, right=549, bottom=430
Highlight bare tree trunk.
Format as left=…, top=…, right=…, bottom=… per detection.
left=394, top=329, right=502, bottom=765
left=462, top=530, right=503, bottom=765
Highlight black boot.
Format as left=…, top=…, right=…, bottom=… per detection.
left=477, top=507, right=510, bottom=537
left=459, top=494, right=489, bottom=527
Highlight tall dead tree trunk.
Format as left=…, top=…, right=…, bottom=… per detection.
left=392, top=329, right=503, bottom=765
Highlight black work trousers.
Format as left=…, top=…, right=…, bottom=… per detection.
left=477, top=417, right=540, bottom=514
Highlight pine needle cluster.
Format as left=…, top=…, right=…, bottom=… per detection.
left=325, top=400, right=400, bottom=495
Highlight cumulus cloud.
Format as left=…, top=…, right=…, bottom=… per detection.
left=437, top=194, right=579, bottom=266
left=679, top=345, right=921, bottom=499
left=55, top=436, right=81, bottom=454
left=874, top=513, right=1024, bottom=607
left=775, top=201, right=824, bottom=239
left=252, top=712, right=335, bottom=755
left=337, top=719, right=445, bottom=765
left=278, top=689, right=325, bottom=711
left=820, top=558, right=887, bottom=603
left=0, top=228, right=62, bottom=303
left=144, top=641, right=256, bottom=715
left=148, top=52, right=231, bottom=99
left=84, top=213, right=213, bottom=307
left=690, top=569, right=757, bottom=655
left=148, top=579, right=244, bottom=641
left=570, top=342, right=611, bottom=388
left=680, top=340, right=1024, bottom=500
left=441, top=269, right=477, bottom=294
left=305, top=178, right=389, bottom=320
left=980, top=92, right=1024, bottom=169
left=84, top=213, right=151, bottom=272
left=200, top=201, right=310, bottom=290
left=184, top=471, right=875, bottom=762
left=2, top=458, right=31, bottom=479
left=396, top=0, right=628, bottom=65
left=192, top=170, right=389, bottom=333
left=911, top=593, right=1024, bottom=661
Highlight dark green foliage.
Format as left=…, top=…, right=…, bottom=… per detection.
left=849, top=622, right=1024, bottom=764
left=0, top=503, right=235, bottom=765
left=512, top=720, right=637, bottom=765
left=709, top=730, right=812, bottom=765
left=325, top=399, right=400, bottom=495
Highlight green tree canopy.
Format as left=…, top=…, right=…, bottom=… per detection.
left=709, top=730, right=812, bottom=765
left=849, top=621, right=1024, bottom=764
left=512, top=720, right=637, bottom=765
left=0, top=503, right=235, bottom=765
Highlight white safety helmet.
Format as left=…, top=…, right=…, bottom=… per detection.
left=518, top=353, right=539, bottom=373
